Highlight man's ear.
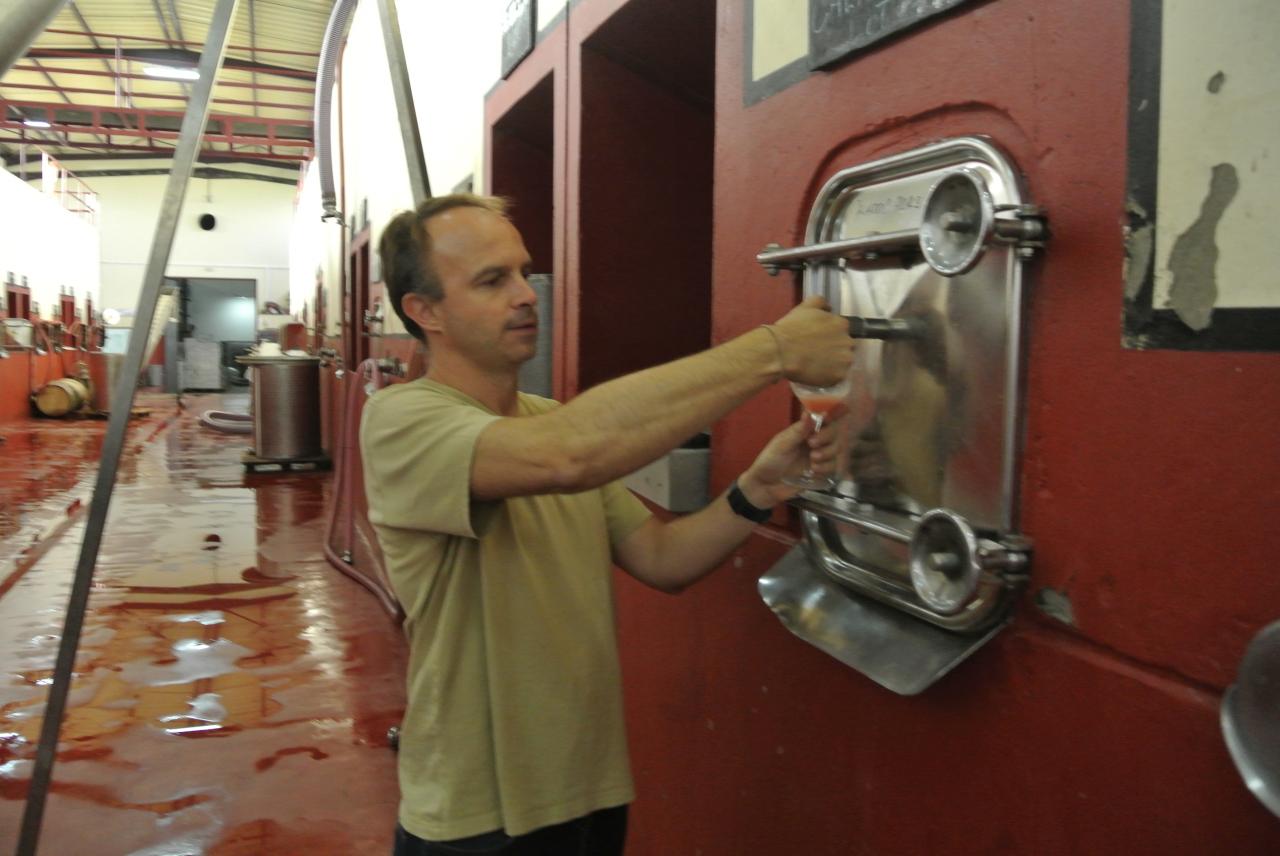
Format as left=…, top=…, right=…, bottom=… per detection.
left=402, top=292, right=444, bottom=335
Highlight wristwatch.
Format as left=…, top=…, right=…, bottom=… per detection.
left=727, top=480, right=774, bottom=523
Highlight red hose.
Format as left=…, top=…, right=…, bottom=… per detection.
left=322, top=358, right=399, bottom=616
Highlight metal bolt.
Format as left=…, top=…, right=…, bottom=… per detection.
left=928, top=551, right=961, bottom=574
left=940, top=212, right=975, bottom=233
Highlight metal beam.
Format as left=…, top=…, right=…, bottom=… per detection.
left=14, top=4, right=243, bottom=854
left=66, top=1, right=141, bottom=138
left=249, top=0, right=259, bottom=118
left=148, top=0, right=176, bottom=50
left=26, top=47, right=317, bottom=80
left=67, top=1, right=113, bottom=72
left=29, top=56, right=111, bottom=146
left=147, top=0, right=191, bottom=100
left=0, top=97, right=312, bottom=146
left=43, top=27, right=320, bottom=60
left=2, top=80, right=313, bottom=113
left=376, top=0, right=430, bottom=202
left=10, top=62, right=314, bottom=92
left=165, top=0, right=187, bottom=44
left=0, top=0, right=69, bottom=77
left=7, top=149, right=304, bottom=169
left=0, top=135, right=309, bottom=162
left=7, top=164, right=299, bottom=185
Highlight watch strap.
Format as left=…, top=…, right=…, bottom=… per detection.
left=727, top=480, right=773, bottom=523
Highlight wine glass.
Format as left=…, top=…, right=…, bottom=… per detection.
left=783, top=372, right=851, bottom=491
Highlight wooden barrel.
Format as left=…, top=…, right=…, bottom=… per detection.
left=34, top=378, right=89, bottom=417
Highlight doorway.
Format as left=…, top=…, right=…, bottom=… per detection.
left=179, top=277, right=257, bottom=390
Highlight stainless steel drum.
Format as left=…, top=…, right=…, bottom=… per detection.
left=88, top=353, right=127, bottom=413
left=236, top=354, right=322, bottom=460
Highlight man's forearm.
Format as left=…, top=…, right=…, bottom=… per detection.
left=546, top=327, right=782, bottom=490
left=618, top=488, right=764, bottom=593
left=472, top=297, right=851, bottom=500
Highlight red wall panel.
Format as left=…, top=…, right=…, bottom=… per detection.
left=613, top=0, right=1280, bottom=852
left=0, top=349, right=70, bottom=423
left=474, top=1, right=1280, bottom=852
left=575, top=47, right=712, bottom=389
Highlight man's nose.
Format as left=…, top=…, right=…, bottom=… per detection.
left=512, top=273, right=537, bottom=306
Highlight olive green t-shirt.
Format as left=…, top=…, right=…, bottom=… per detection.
left=360, top=378, right=651, bottom=841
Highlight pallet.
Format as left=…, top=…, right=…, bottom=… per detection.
left=241, top=450, right=332, bottom=473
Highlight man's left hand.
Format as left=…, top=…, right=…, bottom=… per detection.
left=737, top=407, right=848, bottom=509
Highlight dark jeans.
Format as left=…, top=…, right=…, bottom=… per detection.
left=393, top=805, right=627, bottom=856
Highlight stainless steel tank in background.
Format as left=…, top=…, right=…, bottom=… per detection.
left=236, top=354, right=322, bottom=460
left=89, top=353, right=127, bottom=413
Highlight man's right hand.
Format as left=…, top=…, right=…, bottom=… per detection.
left=770, top=295, right=855, bottom=387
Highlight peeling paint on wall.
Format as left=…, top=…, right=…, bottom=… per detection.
left=1165, top=163, right=1240, bottom=331
left=1124, top=199, right=1154, bottom=301
left=1035, top=587, right=1076, bottom=626
left=1123, top=0, right=1279, bottom=351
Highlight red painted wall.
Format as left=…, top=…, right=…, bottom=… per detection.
left=617, top=1, right=1280, bottom=854
left=490, top=73, right=556, bottom=275
left=0, top=347, right=82, bottom=423
left=574, top=46, right=712, bottom=389
left=474, top=1, right=1280, bottom=852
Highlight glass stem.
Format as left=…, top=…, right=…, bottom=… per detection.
left=803, top=413, right=825, bottom=477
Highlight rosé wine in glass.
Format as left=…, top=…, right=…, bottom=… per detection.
left=783, top=377, right=850, bottom=490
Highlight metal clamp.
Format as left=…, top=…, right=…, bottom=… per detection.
left=845, top=316, right=923, bottom=340
left=756, top=229, right=920, bottom=275
left=759, top=167, right=1048, bottom=278
left=908, top=509, right=1031, bottom=615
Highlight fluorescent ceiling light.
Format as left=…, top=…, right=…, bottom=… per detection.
left=144, top=65, right=200, bottom=81
left=23, top=119, right=51, bottom=128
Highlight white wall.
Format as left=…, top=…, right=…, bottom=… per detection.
left=539, top=0, right=569, bottom=30
left=0, top=165, right=100, bottom=320
left=292, top=0, right=510, bottom=338
left=88, top=161, right=299, bottom=323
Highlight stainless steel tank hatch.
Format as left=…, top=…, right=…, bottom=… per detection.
left=756, top=137, right=1047, bottom=694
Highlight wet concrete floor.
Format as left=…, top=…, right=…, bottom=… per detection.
left=0, top=393, right=406, bottom=854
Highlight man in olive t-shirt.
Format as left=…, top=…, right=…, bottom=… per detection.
left=364, top=194, right=853, bottom=855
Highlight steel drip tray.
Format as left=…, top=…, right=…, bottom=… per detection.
left=759, top=545, right=1007, bottom=696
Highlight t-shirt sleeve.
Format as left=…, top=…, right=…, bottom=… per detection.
left=599, top=478, right=652, bottom=546
left=361, top=386, right=501, bottom=538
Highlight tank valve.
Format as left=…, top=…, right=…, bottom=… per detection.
left=844, top=316, right=923, bottom=340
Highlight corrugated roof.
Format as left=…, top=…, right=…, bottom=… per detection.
left=0, top=0, right=331, bottom=166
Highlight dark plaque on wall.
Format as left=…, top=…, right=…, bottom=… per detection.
left=809, top=0, right=977, bottom=70
left=501, top=0, right=537, bottom=79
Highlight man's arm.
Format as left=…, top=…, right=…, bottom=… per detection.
left=612, top=413, right=840, bottom=593
left=471, top=297, right=852, bottom=500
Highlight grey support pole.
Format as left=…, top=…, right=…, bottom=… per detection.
left=0, top=0, right=69, bottom=78
left=376, top=0, right=432, bottom=203
left=13, top=2, right=242, bottom=853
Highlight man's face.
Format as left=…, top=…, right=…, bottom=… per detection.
left=418, top=207, right=538, bottom=371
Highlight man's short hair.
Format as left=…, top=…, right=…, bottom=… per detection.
left=379, top=193, right=511, bottom=343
